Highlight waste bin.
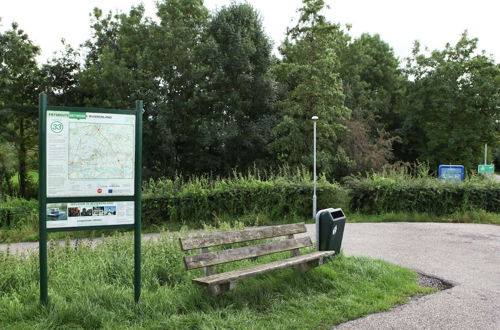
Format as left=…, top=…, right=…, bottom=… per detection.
left=316, top=208, right=346, bottom=252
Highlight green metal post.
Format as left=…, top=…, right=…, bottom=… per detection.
left=134, top=100, right=143, bottom=303
left=38, top=93, right=48, bottom=305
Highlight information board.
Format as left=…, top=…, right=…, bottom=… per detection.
left=38, top=93, right=143, bottom=304
left=438, top=165, right=465, bottom=181
left=46, top=111, right=135, bottom=197
left=478, top=164, right=495, bottom=174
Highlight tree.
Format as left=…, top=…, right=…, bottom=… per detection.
left=340, top=33, right=406, bottom=133
left=270, top=0, right=351, bottom=178
left=193, top=3, right=276, bottom=175
left=402, top=32, right=500, bottom=170
left=0, top=23, right=40, bottom=198
left=41, top=42, right=81, bottom=106
left=338, top=33, right=406, bottom=174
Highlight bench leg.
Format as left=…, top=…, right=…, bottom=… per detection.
left=295, top=257, right=324, bottom=273
left=208, top=281, right=237, bottom=296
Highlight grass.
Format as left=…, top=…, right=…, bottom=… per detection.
left=1, top=209, right=498, bottom=244
left=0, top=228, right=432, bottom=329
left=9, top=170, right=39, bottom=185
left=348, top=210, right=500, bottom=225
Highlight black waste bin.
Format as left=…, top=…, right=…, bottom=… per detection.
left=316, top=208, right=346, bottom=252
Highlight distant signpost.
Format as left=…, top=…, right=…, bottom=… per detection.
left=478, top=164, right=495, bottom=174
left=38, top=93, right=143, bottom=304
left=438, top=165, right=465, bottom=182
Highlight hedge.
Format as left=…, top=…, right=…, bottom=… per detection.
left=0, top=177, right=345, bottom=228
left=143, top=181, right=344, bottom=225
left=348, top=177, right=500, bottom=215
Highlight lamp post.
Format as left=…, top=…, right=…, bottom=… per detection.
left=312, top=116, right=318, bottom=218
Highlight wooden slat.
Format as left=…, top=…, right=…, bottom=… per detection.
left=184, top=236, right=312, bottom=270
left=193, top=250, right=336, bottom=286
left=179, top=223, right=307, bottom=250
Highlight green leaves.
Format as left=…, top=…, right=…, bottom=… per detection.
left=270, top=0, right=350, bottom=178
left=403, top=32, right=500, bottom=170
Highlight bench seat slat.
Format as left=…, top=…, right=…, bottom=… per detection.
left=184, top=236, right=312, bottom=270
left=192, top=250, right=336, bottom=286
left=180, top=223, right=307, bottom=251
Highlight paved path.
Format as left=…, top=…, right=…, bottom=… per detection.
left=320, top=223, right=500, bottom=330
left=2, top=223, right=499, bottom=329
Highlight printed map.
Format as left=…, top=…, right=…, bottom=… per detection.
left=68, top=123, right=134, bottom=179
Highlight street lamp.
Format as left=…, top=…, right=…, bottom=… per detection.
left=312, top=116, right=318, bottom=218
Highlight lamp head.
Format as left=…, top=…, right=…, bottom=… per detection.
left=311, top=116, right=319, bottom=121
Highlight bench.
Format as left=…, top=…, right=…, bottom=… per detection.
left=179, top=222, right=336, bottom=296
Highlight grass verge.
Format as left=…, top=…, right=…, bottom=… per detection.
left=1, top=209, right=498, bottom=244
left=0, top=229, right=432, bottom=329
left=348, top=210, right=500, bottom=225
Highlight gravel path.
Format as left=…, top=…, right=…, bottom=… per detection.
left=2, top=222, right=499, bottom=329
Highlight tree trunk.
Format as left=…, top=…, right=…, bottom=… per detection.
left=18, top=118, right=27, bottom=198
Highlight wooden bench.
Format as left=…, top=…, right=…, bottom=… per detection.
left=179, top=223, right=336, bottom=296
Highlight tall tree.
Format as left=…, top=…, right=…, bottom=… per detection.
left=41, top=42, right=81, bottom=106
left=193, top=3, right=276, bottom=175
left=339, top=33, right=405, bottom=173
left=150, top=0, right=210, bottom=177
left=402, top=32, right=500, bottom=170
left=270, top=0, right=351, bottom=178
left=0, top=23, right=40, bottom=198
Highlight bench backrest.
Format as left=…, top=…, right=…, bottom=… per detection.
left=180, top=223, right=310, bottom=271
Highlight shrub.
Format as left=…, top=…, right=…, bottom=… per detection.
left=347, top=167, right=500, bottom=215
left=143, top=170, right=346, bottom=225
left=0, top=197, right=38, bottom=229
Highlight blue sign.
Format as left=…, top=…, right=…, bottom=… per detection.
left=438, top=165, right=465, bottom=181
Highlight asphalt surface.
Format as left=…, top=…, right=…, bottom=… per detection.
left=2, top=222, right=499, bottom=329
left=306, top=222, right=500, bottom=330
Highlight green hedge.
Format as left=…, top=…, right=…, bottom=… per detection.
left=2, top=172, right=498, bottom=228
left=0, top=175, right=345, bottom=228
left=348, top=176, right=500, bottom=215
left=143, top=181, right=344, bottom=225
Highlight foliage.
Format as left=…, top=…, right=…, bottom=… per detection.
left=0, top=229, right=429, bottom=329
left=340, top=33, right=406, bottom=133
left=270, top=0, right=351, bottom=178
left=347, top=164, right=500, bottom=215
left=0, top=22, right=40, bottom=198
left=188, top=3, right=277, bottom=175
left=0, top=197, right=38, bottom=229
left=402, top=32, right=500, bottom=169
left=142, top=168, right=345, bottom=225
left=339, top=33, right=406, bottom=174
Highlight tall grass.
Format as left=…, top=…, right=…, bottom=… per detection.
left=0, top=226, right=431, bottom=329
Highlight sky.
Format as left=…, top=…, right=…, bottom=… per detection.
left=1, top=0, right=499, bottom=64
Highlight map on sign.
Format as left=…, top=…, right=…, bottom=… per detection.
left=46, top=110, right=135, bottom=197
left=68, top=123, right=134, bottom=179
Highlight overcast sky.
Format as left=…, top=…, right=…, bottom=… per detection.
left=1, top=0, right=499, bottom=64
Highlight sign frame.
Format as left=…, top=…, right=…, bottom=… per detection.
left=38, top=93, right=143, bottom=304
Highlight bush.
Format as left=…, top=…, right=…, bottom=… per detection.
left=0, top=169, right=347, bottom=230
left=143, top=170, right=346, bottom=225
left=347, top=167, right=500, bottom=215
left=0, top=197, right=38, bottom=229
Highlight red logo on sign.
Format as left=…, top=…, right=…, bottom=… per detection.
left=97, top=188, right=103, bottom=193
